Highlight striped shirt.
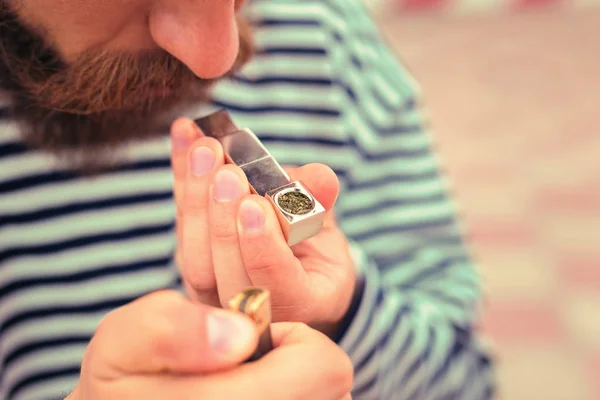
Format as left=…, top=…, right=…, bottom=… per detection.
left=0, top=0, right=495, bottom=399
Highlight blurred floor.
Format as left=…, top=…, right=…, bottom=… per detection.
left=377, top=8, right=600, bottom=400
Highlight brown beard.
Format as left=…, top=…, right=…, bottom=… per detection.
left=0, top=2, right=254, bottom=171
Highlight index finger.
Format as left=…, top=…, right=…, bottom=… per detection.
left=171, top=117, right=203, bottom=204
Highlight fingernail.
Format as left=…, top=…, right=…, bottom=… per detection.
left=172, top=129, right=191, bottom=151
left=191, top=147, right=216, bottom=177
left=213, top=170, right=242, bottom=203
left=206, top=311, right=255, bottom=355
left=240, top=199, right=265, bottom=233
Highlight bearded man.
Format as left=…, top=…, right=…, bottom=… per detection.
left=0, top=0, right=494, bottom=399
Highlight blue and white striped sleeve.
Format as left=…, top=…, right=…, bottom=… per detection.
left=330, top=4, right=496, bottom=399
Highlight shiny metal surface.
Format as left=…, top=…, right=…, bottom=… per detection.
left=240, top=154, right=290, bottom=197
left=194, top=113, right=291, bottom=197
left=229, top=287, right=273, bottom=362
left=221, top=129, right=269, bottom=166
left=194, top=110, right=325, bottom=245
left=194, top=109, right=238, bottom=139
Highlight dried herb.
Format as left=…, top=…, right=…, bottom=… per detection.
left=277, top=191, right=313, bottom=215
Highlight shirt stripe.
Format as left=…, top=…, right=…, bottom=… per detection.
left=0, top=0, right=494, bottom=398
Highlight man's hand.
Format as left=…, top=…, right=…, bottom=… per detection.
left=170, top=118, right=356, bottom=336
left=70, top=290, right=353, bottom=400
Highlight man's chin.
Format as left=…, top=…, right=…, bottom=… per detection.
left=0, top=3, right=254, bottom=172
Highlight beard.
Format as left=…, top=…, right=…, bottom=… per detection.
left=0, top=2, right=254, bottom=171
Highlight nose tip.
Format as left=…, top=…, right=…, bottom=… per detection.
left=149, top=4, right=240, bottom=79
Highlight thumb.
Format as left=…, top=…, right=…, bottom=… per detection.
left=85, top=290, right=258, bottom=379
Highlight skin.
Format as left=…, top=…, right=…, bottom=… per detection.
left=170, top=120, right=357, bottom=338
left=72, top=290, right=354, bottom=399
left=11, top=0, right=358, bottom=336
left=13, top=0, right=248, bottom=78
left=9, top=0, right=358, bottom=396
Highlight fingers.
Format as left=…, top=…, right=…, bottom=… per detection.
left=198, top=322, right=354, bottom=400
left=235, top=163, right=340, bottom=318
left=117, top=323, right=353, bottom=400
left=85, top=313, right=353, bottom=400
left=170, top=118, right=201, bottom=281
left=171, top=117, right=221, bottom=305
left=172, top=121, right=341, bottom=312
left=171, top=118, right=202, bottom=205
left=209, top=165, right=253, bottom=305
left=237, top=195, right=309, bottom=318
left=181, top=136, right=225, bottom=305
left=85, top=290, right=258, bottom=378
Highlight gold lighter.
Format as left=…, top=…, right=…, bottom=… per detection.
left=228, top=287, right=273, bottom=362
left=194, top=110, right=325, bottom=246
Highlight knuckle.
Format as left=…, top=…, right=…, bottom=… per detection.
left=271, top=303, right=309, bottom=323
left=287, top=323, right=354, bottom=397
left=290, top=322, right=312, bottom=335
left=183, top=183, right=209, bottom=211
left=186, top=277, right=216, bottom=294
left=210, top=220, right=239, bottom=242
left=92, top=306, right=122, bottom=345
left=243, top=246, right=278, bottom=273
left=83, top=303, right=133, bottom=367
left=182, top=266, right=215, bottom=293
left=298, top=321, right=354, bottom=396
left=181, top=244, right=214, bottom=292
left=245, top=259, right=279, bottom=279
left=147, top=315, right=178, bottom=362
left=325, top=347, right=354, bottom=395
left=140, top=292, right=186, bottom=357
left=83, top=291, right=185, bottom=376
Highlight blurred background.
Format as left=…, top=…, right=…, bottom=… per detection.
left=363, top=1, right=600, bottom=399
